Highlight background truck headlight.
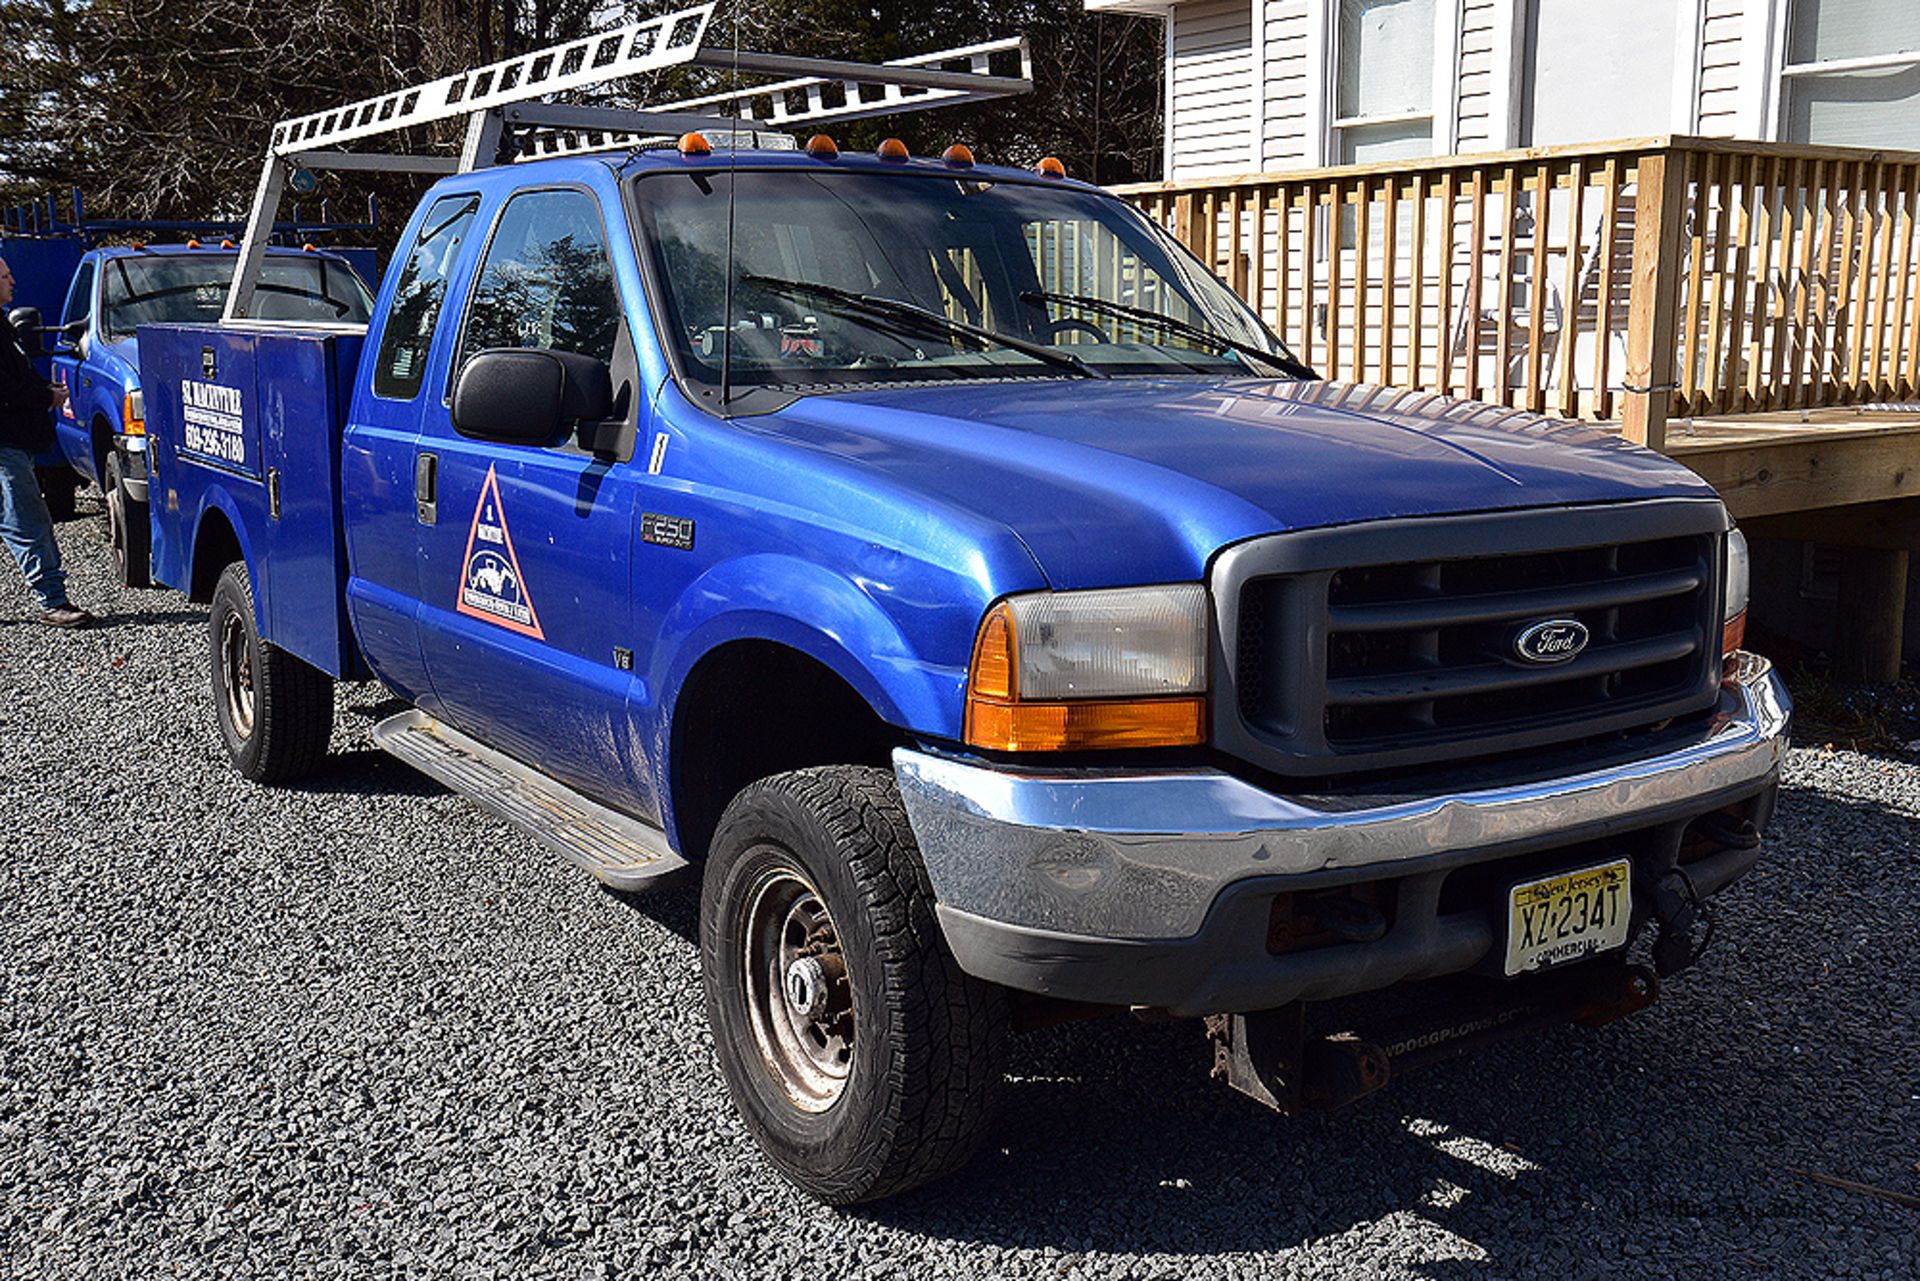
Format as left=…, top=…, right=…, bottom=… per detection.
left=964, top=584, right=1210, bottom=751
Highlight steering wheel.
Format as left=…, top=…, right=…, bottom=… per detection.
left=1038, top=316, right=1112, bottom=344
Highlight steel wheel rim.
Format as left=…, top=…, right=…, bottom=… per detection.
left=106, top=485, right=127, bottom=572
left=741, top=859, right=854, bottom=1112
left=220, top=613, right=256, bottom=739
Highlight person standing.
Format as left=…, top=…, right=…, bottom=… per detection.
left=0, top=255, right=93, bottom=627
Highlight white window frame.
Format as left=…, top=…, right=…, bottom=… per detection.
left=1766, top=0, right=1920, bottom=142
left=1322, top=0, right=1457, bottom=166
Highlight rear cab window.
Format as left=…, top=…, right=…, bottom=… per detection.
left=374, top=194, right=482, bottom=400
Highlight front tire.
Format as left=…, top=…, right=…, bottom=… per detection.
left=209, top=561, right=333, bottom=784
left=104, top=453, right=150, bottom=588
left=701, top=766, right=1009, bottom=1204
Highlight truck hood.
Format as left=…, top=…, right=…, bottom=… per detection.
left=753, top=378, right=1721, bottom=589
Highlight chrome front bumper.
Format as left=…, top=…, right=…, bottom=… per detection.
left=895, top=653, right=1790, bottom=1013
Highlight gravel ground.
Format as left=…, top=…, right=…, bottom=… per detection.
left=2, top=498, right=1917, bottom=1280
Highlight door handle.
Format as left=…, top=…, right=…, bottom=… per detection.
left=415, top=451, right=437, bottom=525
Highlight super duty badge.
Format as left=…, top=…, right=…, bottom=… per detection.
left=642, top=512, right=695, bottom=551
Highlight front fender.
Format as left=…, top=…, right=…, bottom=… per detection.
left=656, top=552, right=960, bottom=739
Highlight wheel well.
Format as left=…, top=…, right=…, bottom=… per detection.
left=188, top=510, right=242, bottom=603
left=670, top=641, right=900, bottom=863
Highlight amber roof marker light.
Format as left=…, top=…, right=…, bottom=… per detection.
left=678, top=131, right=713, bottom=157
left=804, top=134, right=839, bottom=159
left=942, top=143, right=975, bottom=168
left=877, top=138, right=911, bottom=162
left=1036, top=156, right=1067, bottom=179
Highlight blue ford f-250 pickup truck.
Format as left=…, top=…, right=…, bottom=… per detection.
left=139, top=138, right=1789, bottom=1203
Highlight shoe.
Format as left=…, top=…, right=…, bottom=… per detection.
left=40, top=605, right=95, bottom=629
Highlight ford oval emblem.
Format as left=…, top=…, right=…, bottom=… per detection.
left=1513, top=618, right=1590, bottom=665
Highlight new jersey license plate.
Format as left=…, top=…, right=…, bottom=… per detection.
left=1503, top=859, right=1632, bottom=976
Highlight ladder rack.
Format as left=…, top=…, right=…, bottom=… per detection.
left=223, top=2, right=1030, bottom=320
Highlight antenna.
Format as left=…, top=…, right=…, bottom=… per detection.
left=220, top=4, right=1031, bottom=321
left=719, top=6, right=740, bottom=411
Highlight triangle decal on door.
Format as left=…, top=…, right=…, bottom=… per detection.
left=456, top=464, right=546, bottom=641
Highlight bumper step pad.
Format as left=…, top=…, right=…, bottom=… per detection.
left=373, top=709, right=689, bottom=892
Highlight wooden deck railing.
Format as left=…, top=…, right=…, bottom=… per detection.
left=1113, top=137, right=1920, bottom=449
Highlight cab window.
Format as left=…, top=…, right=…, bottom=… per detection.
left=374, top=193, right=480, bottom=400
left=62, top=262, right=96, bottom=332
left=452, top=188, right=621, bottom=383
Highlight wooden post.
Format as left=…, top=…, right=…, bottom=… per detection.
left=1621, top=149, right=1691, bottom=451
left=1835, top=547, right=1910, bottom=686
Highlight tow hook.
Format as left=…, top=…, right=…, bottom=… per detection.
left=1651, top=868, right=1716, bottom=977
left=1207, top=964, right=1659, bottom=1115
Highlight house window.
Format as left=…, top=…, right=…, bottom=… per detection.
left=1780, top=0, right=1920, bottom=149
left=1334, top=0, right=1435, bottom=163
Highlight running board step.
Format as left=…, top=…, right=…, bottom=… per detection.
left=372, top=710, right=689, bottom=892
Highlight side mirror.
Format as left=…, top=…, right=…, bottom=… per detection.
left=7, top=307, right=45, bottom=357
left=451, top=348, right=614, bottom=447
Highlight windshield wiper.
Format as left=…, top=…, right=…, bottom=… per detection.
left=1019, top=289, right=1315, bottom=380
left=743, top=275, right=1106, bottom=379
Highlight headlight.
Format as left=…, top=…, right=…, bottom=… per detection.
left=965, top=584, right=1209, bottom=751
left=1722, top=527, right=1749, bottom=654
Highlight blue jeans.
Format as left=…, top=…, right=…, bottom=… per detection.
left=0, top=445, right=69, bottom=610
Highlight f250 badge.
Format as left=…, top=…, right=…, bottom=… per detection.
left=457, top=465, right=544, bottom=641
left=1512, top=618, right=1589, bottom=665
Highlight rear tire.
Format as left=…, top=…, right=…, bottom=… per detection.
left=209, top=561, right=333, bottom=784
left=700, top=766, right=1009, bottom=1204
left=105, top=453, right=151, bottom=588
left=36, top=468, right=77, bottom=522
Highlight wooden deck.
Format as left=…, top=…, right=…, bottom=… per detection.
left=1645, top=408, right=1920, bottom=521
left=1631, top=411, right=1920, bottom=682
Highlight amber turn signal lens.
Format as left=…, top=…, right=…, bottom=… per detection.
left=678, top=132, right=712, bottom=156
left=122, top=393, right=144, bottom=436
left=1721, top=611, right=1746, bottom=657
left=966, top=696, right=1207, bottom=753
left=971, top=604, right=1017, bottom=700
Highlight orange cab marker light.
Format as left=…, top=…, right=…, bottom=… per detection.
left=942, top=143, right=975, bottom=167
left=678, top=131, right=712, bottom=157
left=1036, top=156, right=1067, bottom=179
left=185, top=238, right=201, bottom=249
left=130, top=241, right=146, bottom=251
left=804, top=134, right=839, bottom=159
left=877, top=138, right=911, bottom=162
left=301, top=242, right=318, bottom=252
left=220, top=239, right=236, bottom=248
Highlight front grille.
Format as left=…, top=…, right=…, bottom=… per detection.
left=1213, top=501, right=1727, bottom=778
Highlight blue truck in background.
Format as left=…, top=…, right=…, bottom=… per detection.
left=0, top=192, right=377, bottom=578
left=136, top=136, right=1791, bottom=1203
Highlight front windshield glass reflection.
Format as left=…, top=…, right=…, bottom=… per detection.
left=632, top=169, right=1302, bottom=390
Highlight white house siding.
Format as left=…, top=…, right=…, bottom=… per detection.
left=1695, top=0, right=1747, bottom=135
left=1456, top=0, right=1502, bottom=150
left=1261, top=1, right=1315, bottom=167
left=1169, top=0, right=1258, bottom=177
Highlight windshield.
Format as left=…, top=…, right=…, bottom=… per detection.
left=101, top=254, right=374, bottom=339
left=632, top=169, right=1303, bottom=392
